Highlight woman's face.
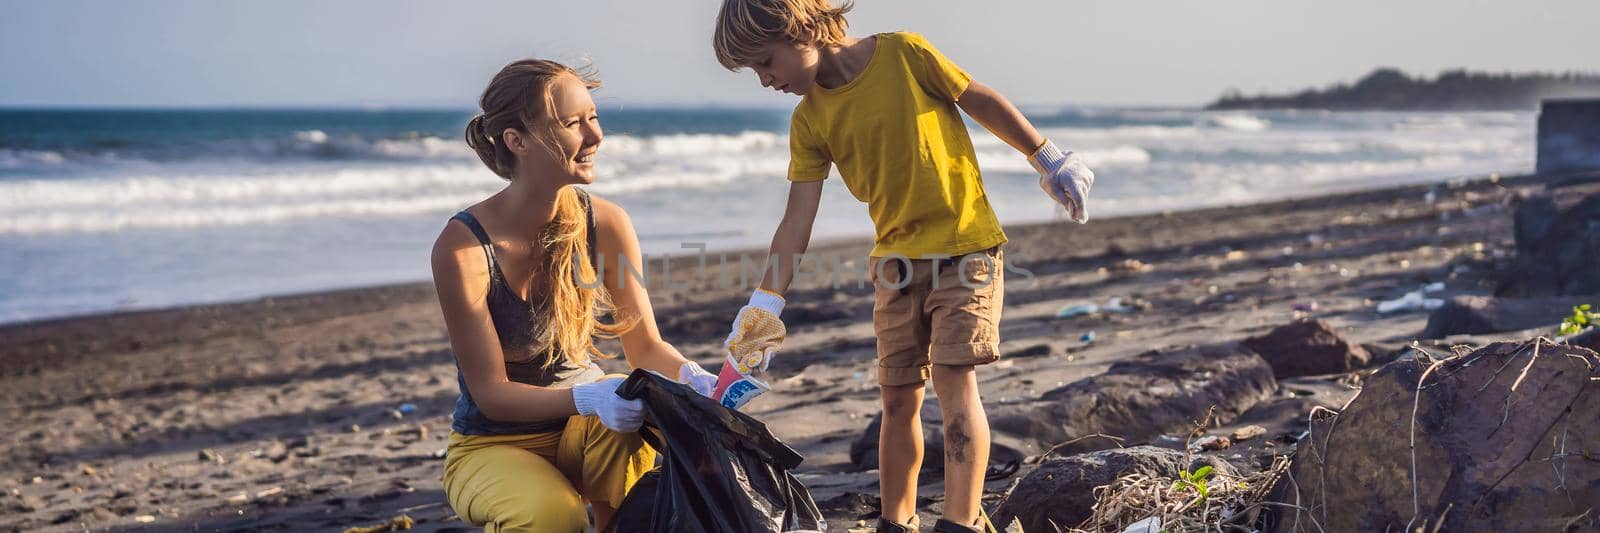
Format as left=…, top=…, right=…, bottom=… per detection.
left=510, top=73, right=602, bottom=185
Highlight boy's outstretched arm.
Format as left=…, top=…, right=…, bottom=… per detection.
left=711, top=180, right=824, bottom=408
left=958, top=81, right=1097, bottom=223
left=760, top=180, right=825, bottom=295
left=956, top=81, right=1046, bottom=154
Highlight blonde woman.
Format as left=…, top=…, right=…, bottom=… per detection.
left=431, top=59, right=717, bottom=532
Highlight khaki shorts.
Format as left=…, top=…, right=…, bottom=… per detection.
left=869, top=247, right=1005, bottom=386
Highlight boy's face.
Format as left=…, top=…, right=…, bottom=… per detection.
left=748, top=41, right=818, bottom=96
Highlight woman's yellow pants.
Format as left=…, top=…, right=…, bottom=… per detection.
left=443, top=413, right=656, bottom=532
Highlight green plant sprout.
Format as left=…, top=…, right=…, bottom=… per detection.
left=1169, top=465, right=1214, bottom=503
left=1560, top=304, right=1598, bottom=337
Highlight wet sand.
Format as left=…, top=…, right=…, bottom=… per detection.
left=0, top=172, right=1547, bottom=531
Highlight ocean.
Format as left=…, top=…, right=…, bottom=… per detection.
left=0, top=107, right=1534, bottom=324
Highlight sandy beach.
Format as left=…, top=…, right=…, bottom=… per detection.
left=2, top=171, right=1577, bottom=532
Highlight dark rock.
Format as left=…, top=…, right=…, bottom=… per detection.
left=1243, top=320, right=1371, bottom=377
left=1362, top=342, right=1414, bottom=367
left=1497, top=192, right=1600, bottom=297
left=1569, top=327, right=1600, bottom=353
left=989, top=343, right=1277, bottom=455
left=1421, top=295, right=1596, bottom=338
left=849, top=397, right=1025, bottom=481
left=992, top=446, right=1236, bottom=532
left=1537, top=100, right=1600, bottom=174
left=1006, top=344, right=1053, bottom=359
left=815, top=491, right=880, bottom=522
left=1267, top=340, right=1600, bottom=532
left=51, top=509, right=81, bottom=525
left=1228, top=395, right=1344, bottom=440
left=850, top=398, right=945, bottom=474
left=1512, top=195, right=1559, bottom=258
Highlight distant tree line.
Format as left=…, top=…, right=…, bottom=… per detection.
left=1206, top=68, right=1600, bottom=111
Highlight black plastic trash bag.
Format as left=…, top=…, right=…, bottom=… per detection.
left=605, top=369, right=826, bottom=533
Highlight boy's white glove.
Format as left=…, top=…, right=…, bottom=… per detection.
left=713, top=289, right=787, bottom=409
left=572, top=377, right=645, bottom=432
left=1030, top=140, right=1094, bottom=223
left=678, top=361, right=718, bottom=398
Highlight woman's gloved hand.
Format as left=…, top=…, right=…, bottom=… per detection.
left=572, top=377, right=645, bottom=432
left=678, top=361, right=718, bottom=398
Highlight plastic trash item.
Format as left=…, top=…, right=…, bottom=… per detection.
left=1056, top=303, right=1099, bottom=318
left=716, top=374, right=770, bottom=410
left=1102, top=297, right=1134, bottom=314
left=1189, top=435, right=1231, bottom=452
left=1123, top=516, right=1163, bottom=533
left=1376, top=291, right=1422, bottom=313
left=1376, top=290, right=1445, bottom=314
left=1422, top=282, right=1446, bottom=293
left=1080, top=331, right=1097, bottom=343
left=713, top=353, right=772, bottom=410
left=397, top=403, right=416, bottom=415
left=607, top=369, right=826, bottom=533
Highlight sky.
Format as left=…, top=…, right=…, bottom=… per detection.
left=2, top=0, right=1598, bottom=109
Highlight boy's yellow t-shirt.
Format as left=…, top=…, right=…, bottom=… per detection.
left=788, top=31, right=1007, bottom=258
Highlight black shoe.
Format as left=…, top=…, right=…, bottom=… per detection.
left=877, top=516, right=919, bottom=533
left=933, top=511, right=999, bottom=533
left=932, top=518, right=981, bottom=533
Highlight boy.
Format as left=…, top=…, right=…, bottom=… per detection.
left=710, top=1, right=1095, bottom=531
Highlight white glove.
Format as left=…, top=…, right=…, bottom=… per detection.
left=1030, top=140, right=1094, bottom=223
left=572, top=377, right=644, bottom=432
left=722, top=289, right=787, bottom=369
left=713, top=289, right=787, bottom=409
left=678, top=361, right=718, bottom=398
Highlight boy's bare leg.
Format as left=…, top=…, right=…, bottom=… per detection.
left=879, top=380, right=927, bottom=525
left=931, top=364, right=989, bottom=527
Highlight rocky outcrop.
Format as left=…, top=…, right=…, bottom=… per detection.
left=988, top=343, right=1277, bottom=455
left=1242, top=320, right=1371, bottom=378
left=1268, top=341, right=1600, bottom=532
left=1422, top=295, right=1596, bottom=338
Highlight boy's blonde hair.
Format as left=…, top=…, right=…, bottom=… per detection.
left=713, top=0, right=853, bottom=70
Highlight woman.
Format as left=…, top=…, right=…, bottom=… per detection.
left=432, top=59, right=717, bottom=532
